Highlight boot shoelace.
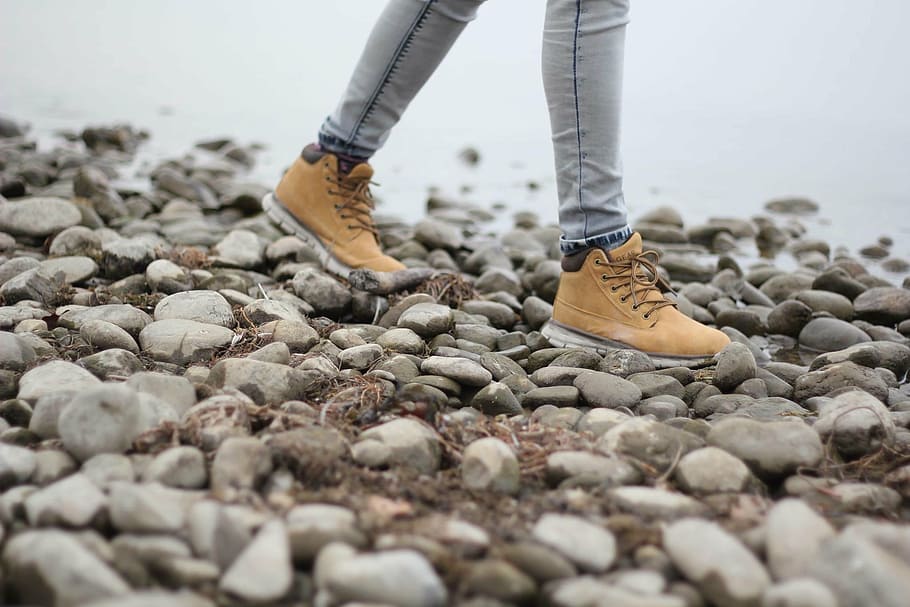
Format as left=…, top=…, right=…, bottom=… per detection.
left=594, top=250, right=676, bottom=320
left=326, top=172, right=379, bottom=242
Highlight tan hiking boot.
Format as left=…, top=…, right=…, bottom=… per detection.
left=541, top=233, right=730, bottom=367
left=262, top=145, right=405, bottom=277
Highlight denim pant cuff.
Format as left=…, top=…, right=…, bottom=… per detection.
left=317, top=130, right=375, bottom=160
left=560, top=225, right=633, bottom=255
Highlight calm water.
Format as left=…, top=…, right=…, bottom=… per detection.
left=2, top=0, right=909, bottom=265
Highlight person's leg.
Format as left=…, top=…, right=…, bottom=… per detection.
left=541, top=0, right=730, bottom=364
left=265, top=0, right=486, bottom=277
left=543, top=0, right=632, bottom=254
left=319, top=0, right=487, bottom=162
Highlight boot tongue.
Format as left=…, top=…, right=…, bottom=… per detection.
left=345, top=163, right=374, bottom=181
left=606, top=232, right=642, bottom=262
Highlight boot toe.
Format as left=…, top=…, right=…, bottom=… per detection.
left=357, top=254, right=406, bottom=273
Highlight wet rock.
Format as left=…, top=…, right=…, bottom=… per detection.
left=0, top=197, right=82, bottom=237
left=521, top=296, right=553, bottom=330
left=598, top=417, right=704, bottom=471
left=352, top=418, right=440, bottom=474
left=661, top=255, right=715, bottom=283
left=767, top=300, right=814, bottom=337
left=461, top=437, right=520, bottom=494
left=812, top=267, right=867, bottom=299
left=707, top=418, right=823, bottom=481
left=58, top=384, right=146, bottom=461
left=415, top=217, right=463, bottom=250
left=760, top=274, right=815, bottom=304
left=793, top=290, right=854, bottom=320
left=854, top=287, right=910, bottom=325
left=532, top=513, right=617, bottom=573
left=154, top=290, right=235, bottom=328
left=674, top=446, right=752, bottom=495
left=793, top=361, right=889, bottom=402
left=715, top=308, right=765, bottom=336
left=24, top=473, right=107, bottom=527
left=139, top=319, right=235, bottom=366
left=0, top=114, right=25, bottom=137
left=664, top=518, right=771, bottom=607
left=766, top=499, right=835, bottom=580
left=813, top=389, right=895, bottom=459
left=798, top=317, right=871, bottom=352
left=637, top=222, right=688, bottom=243
left=220, top=519, right=293, bottom=604
left=573, top=370, right=642, bottom=408
left=207, top=357, right=321, bottom=405
left=2, top=529, right=129, bottom=606
left=765, top=197, right=819, bottom=214
left=714, top=342, right=757, bottom=392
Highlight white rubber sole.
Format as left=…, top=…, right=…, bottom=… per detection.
left=540, top=320, right=716, bottom=370
left=262, top=192, right=353, bottom=278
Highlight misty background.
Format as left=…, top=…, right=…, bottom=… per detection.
left=2, top=0, right=908, bottom=261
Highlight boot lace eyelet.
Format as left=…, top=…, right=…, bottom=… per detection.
left=610, top=285, right=619, bottom=292
left=601, top=273, right=608, bottom=281
left=594, top=259, right=602, bottom=266
left=631, top=303, right=639, bottom=310
left=643, top=312, right=651, bottom=319
left=620, top=295, right=628, bottom=302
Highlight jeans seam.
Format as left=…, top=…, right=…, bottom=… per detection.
left=572, top=0, right=586, bottom=240
left=349, top=0, right=436, bottom=146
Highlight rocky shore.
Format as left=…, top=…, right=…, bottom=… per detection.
left=1, top=114, right=909, bottom=607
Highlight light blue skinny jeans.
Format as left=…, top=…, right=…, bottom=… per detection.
left=318, top=0, right=633, bottom=254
